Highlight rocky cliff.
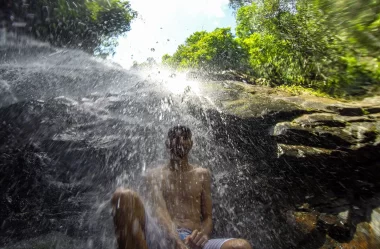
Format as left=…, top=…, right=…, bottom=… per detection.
left=199, top=81, right=380, bottom=248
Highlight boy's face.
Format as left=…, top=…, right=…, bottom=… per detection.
left=168, top=132, right=193, bottom=159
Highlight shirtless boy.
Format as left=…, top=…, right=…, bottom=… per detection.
left=111, top=125, right=252, bottom=249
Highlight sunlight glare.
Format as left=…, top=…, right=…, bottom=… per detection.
left=157, top=69, right=200, bottom=95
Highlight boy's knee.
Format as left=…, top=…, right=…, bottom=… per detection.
left=234, top=239, right=252, bottom=249
left=111, top=188, right=141, bottom=208
left=222, top=239, right=252, bottom=249
left=112, top=187, right=136, bottom=198
left=111, top=188, right=145, bottom=227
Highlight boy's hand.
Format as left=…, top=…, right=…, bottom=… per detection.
left=173, top=234, right=189, bottom=249
left=176, top=241, right=189, bottom=249
left=184, top=230, right=208, bottom=249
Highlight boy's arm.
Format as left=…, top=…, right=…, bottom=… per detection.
left=200, top=168, right=213, bottom=236
left=185, top=169, right=213, bottom=248
left=143, top=172, right=187, bottom=249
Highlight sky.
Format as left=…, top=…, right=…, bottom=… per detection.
left=111, top=0, right=236, bottom=69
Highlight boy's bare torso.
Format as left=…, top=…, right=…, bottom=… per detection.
left=147, top=165, right=211, bottom=231
left=112, top=126, right=251, bottom=249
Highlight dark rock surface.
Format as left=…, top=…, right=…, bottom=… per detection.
left=1, top=86, right=379, bottom=249
left=269, top=96, right=380, bottom=248
left=195, top=81, right=380, bottom=248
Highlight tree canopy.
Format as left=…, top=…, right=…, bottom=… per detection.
left=234, top=0, right=380, bottom=94
left=163, top=28, right=249, bottom=72
left=6, top=0, right=137, bottom=55
left=164, top=0, right=379, bottom=96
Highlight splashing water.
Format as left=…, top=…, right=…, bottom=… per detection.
left=2, top=35, right=379, bottom=249
left=1, top=36, right=273, bottom=249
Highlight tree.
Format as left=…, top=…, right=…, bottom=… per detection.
left=234, top=0, right=379, bottom=94
left=228, top=0, right=255, bottom=11
left=7, top=0, right=137, bottom=55
left=131, top=57, right=158, bottom=70
left=312, top=0, right=380, bottom=57
left=163, top=0, right=378, bottom=95
left=162, top=28, right=249, bottom=72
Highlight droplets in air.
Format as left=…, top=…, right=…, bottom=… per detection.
left=160, top=97, right=172, bottom=112
left=142, top=161, right=146, bottom=173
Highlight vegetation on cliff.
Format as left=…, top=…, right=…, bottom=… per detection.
left=2, top=0, right=136, bottom=56
left=163, top=0, right=380, bottom=96
left=162, top=28, right=249, bottom=72
left=4, top=0, right=379, bottom=96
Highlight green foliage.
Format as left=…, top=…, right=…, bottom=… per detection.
left=276, top=85, right=332, bottom=98
left=131, top=57, right=158, bottom=70
left=8, top=0, right=137, bottom=55
left=162, top=28, right=249, bottom=72
left=228, top=0, right=254, bottom=11
left=233, top=0, right=379, bottom=95
left=161, top=0, right=379, bottom=96
left=313, top=0, right=380, bottom=57
left=236, top=1, right=335, bottom=86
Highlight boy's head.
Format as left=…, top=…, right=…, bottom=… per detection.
left=166, top=125, right=193, bottom=159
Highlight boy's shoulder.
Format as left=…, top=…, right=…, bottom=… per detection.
left=191, top=166, right=211, bottom=179
left=143, top=165, right=165, bottom=179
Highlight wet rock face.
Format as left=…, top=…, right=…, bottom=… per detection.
left=0, top=96, right=284, bottom=249
left=187, top=82, right=380, bottom=248
left=271, top=102, right=380, bottom=201
left=0, top=99, right=115, bottom=245
left=199, top=80, right=380, bottom=248
left=0, top=35, right=140, bottom=107
left=0, top=94, right=166, bottom=246
left=0, top=92, right=222, bottom=248
left=270, top=97, right=380, bottom=248
left=1, top=89, right=380, bottom=249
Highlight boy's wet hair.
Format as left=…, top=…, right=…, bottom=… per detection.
left=167, top=125, right=192, bottom=139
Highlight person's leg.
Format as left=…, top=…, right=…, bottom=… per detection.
left=220, top=239, right=252, bottom=249
left=204, top=238, right=252, bottom=249
left=111, top=188, right=148, bottom=249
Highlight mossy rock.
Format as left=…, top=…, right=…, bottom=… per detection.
left=200, top=81, right=302, bottom=118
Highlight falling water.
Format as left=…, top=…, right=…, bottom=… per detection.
left=0, top=35, right=289, bottom=249
left=2, top=34, right=379, bottom=249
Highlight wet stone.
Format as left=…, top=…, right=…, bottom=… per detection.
left=293, top=212, right=318, bottom=233
left=326, top=105, right=365, bottom=116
